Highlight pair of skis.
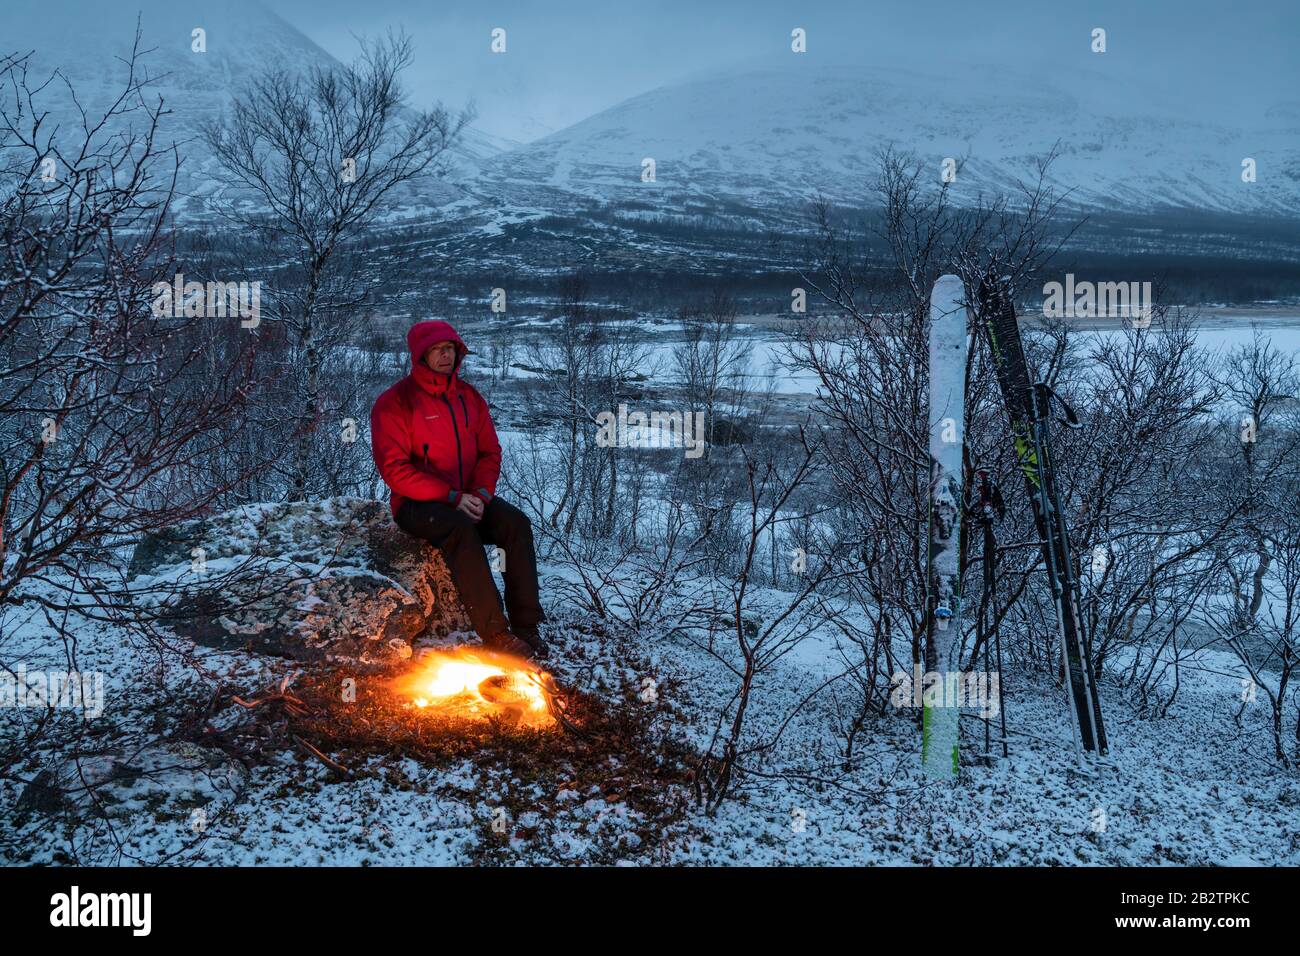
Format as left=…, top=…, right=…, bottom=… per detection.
left=921, top=275, right=1108, bottom=780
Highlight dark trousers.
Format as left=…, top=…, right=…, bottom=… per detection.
left=394, top=496, right=545, bottom=639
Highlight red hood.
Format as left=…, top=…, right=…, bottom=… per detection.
left=407, top=320, right=470, bottom=393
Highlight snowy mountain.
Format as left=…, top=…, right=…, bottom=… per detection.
left=477, top=59, right=1300, bottom=219
left=0, top=0, right=506, bottom=217
left=5, top=6, right=1295, bottom=233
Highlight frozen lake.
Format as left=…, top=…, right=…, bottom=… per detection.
left=729, top=314, right=1300, bottom=397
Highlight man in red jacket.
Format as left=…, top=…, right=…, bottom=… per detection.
left=370, top=320, right=547, bottom=659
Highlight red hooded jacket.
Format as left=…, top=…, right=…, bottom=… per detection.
left=370, top=320, right=502, bottom=517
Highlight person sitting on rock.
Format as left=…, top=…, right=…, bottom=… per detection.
left=370, top=320, right=548, bottom=659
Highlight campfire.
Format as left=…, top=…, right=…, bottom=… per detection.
left=395, top=647, right=558, bottom=730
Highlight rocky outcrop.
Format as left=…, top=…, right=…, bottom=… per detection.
left=128, top=498, right=472, bottom=667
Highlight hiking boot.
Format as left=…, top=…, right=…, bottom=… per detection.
left=513, top=623, right=550, bottom=660
left=483, top=630, right=537, bottom=659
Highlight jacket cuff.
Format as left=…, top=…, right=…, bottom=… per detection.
left=473, top=487, right=493, bottom=504
left=447, top=489, right=460, bottom=505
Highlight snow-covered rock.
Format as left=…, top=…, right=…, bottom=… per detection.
left=17, top=740, right=246, bottom=823
left=127, top=498, right=471, bottom=667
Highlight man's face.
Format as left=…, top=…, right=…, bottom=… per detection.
left=423, top=341, right=457, bottom=374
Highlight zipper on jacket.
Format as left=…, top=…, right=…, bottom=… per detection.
left=442, top=394, right=465, bottom=489
left=423, top=443, right=429, bottom=467
left=458, top=394, right=469, bottom=429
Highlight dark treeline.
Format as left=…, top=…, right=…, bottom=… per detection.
left=172, top=202, right=1300, bottom=320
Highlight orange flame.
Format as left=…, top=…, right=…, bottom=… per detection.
left=396, top=647, right=555, bottom=729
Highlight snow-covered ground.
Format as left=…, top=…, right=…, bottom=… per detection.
left=3, top=561, right=1296, bottom=866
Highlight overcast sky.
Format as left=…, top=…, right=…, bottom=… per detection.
left=39, top=0, right=1300, bottom=143
left=5, top=0, right=1294, bottom=141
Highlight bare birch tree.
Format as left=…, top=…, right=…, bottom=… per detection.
left=202, top=30, right=470, bottom=501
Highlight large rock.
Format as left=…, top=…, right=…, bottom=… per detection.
left=128, top=498, right=472, bottom=667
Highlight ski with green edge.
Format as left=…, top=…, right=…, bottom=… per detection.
left=977, top=279, right=1109, bottom=756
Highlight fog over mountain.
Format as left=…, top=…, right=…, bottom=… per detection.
left=268, top=0, right=1300, bottom=143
